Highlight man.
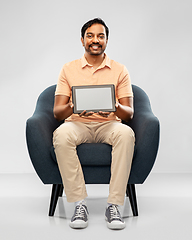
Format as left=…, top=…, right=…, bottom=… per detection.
left=53, top=18, right=135, bottom=230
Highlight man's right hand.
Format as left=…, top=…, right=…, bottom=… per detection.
left=79, top=110, right=94, bottom=117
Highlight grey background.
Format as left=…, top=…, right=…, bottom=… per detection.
left=0, top=0, right=191, bottom=173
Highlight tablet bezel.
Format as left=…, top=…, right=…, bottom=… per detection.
left=72, top=84, right=116, bottom=114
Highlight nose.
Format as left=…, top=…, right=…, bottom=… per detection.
left=92, top=35, right=99, bottom=43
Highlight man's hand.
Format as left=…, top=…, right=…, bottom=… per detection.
left=79, top=110, right=94, bottom=117
left=79, top=110, right=110, bottom=118
left=98, top=111, right=110, bottom=118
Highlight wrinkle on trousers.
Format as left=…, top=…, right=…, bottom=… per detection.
left=53, top=121, right=135, bottom=206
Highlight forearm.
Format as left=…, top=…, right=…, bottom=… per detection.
left=54, top=103, right=73, bottom=121
left=115, top=103, right=134, bottom=122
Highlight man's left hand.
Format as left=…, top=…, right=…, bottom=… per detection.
left=98, top=111, right=111, bottom=118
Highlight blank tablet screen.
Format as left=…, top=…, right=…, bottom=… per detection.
left=72, top=84, right=116, bottom=114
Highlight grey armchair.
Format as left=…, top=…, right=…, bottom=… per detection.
left=26, top=84, right=160, bottom=217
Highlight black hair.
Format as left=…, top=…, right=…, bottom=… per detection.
left=81, top=18, right=109, bottom=39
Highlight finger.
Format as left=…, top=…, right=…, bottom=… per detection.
left=99, top=111, right=110, bottom=116
left=85, top=111, right=94, bottom=116
left=98, top=111, right=104, bottom=115
left=79, top=110, right=86, bottom=117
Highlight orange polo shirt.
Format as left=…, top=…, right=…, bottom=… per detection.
left=55, top=54, right=133, bottom=122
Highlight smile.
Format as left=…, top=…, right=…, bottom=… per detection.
left=90, top=44, right=102, bottom=50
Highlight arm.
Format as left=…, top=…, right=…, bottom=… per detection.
left=53, top=95, right=73, bottom=121
left=113, top=65, right=134, bottom=121
left=115, top=97, right=134, bottom=122
left=98, top=97, right=134, bottom=122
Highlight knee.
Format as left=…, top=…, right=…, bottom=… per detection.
left=53, top=123, right=75, bottom=148
left=116, top=124, right=135, bottom=142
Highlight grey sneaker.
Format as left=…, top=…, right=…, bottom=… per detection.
left=105, top=204, right=126, bottom=230
left=69, top=203, right=89, bottom=229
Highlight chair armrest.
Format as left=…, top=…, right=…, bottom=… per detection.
left=26, top=112, right=63, bottom=184
left=124, top=112, right=160, bottom=183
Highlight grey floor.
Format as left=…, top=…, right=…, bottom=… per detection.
left=1, top=173, right=192, bottom=240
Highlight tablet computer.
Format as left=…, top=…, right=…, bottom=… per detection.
left=72, top=84, right=116, bottom=114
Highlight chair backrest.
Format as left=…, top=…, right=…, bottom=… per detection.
left=33, top=85, right=63, bottom=131
left=132, top=85, right=152, bottom=114
left=35, top=85, right=56, bottom=116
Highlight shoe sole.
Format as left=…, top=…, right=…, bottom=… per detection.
left=105, top=217, right=126, bottom=230
left=69, top=220, right=88, bottom=229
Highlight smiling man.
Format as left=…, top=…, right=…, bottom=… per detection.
left=53, top=18, right=135, bottom=230
left=82, top=23, right=107, bottom=57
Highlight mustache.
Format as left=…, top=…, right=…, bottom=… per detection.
left=89, top=43, right=102, bottom=47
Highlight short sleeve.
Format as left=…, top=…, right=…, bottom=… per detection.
left=116, top=65, right=133, bottom=99
left=55, top=65, right=71, bottom=97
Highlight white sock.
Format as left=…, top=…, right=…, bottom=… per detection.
left=75, top=199, right=86, bottom=206
left=107, top=203, right=113, bottom=208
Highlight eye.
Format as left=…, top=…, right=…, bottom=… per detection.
left=99, top=35, right=105, bottom=39
left=87, top=34, right=93, bottom=39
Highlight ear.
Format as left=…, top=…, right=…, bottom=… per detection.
left=81, top=37, right=84, bottom=46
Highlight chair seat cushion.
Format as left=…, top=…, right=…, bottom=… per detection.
left=51, top=143, right=112, bottom=166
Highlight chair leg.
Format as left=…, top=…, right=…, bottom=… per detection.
left=48, top=184, right=63, bottom=216
left=126, top=184, right=138, bottom=216
left=59, top=185, right=64, bottom=197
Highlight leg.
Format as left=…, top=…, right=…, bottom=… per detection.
left=94, top=122, right=135, bottom=229
left=126, top=184, right=138, bottom=216
left=95, top=121, right=135, bottom=206
left=53, top=122, right=92, bottom=229
left=53, top=122, right=92, bottom=203
left=49, top=184, right=63, bottom=216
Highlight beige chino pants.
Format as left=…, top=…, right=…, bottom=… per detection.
left=53, top=121, right=135, bottom=206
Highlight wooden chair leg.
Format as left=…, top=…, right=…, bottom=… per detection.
left=126, top=184, right=138, bottom=216
left=49, top=184, right=63, bottom=216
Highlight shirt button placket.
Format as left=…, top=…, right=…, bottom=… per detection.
left=92, top=71, right=97, bottom=84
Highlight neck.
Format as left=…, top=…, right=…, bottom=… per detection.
left=84, top=53, right=105, bottom=68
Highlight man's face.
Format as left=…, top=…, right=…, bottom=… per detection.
left=81, top=24, right=108, bottom=56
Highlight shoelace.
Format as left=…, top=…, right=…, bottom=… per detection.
left=74, top=203, right=88, bottom=219
left=109, top=205, right=122, bottom=220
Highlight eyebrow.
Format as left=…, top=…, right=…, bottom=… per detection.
left=86, top=32, right=105, bottom=35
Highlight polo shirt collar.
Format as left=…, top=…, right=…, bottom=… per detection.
left=81, top=54, right=111, bottom=69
